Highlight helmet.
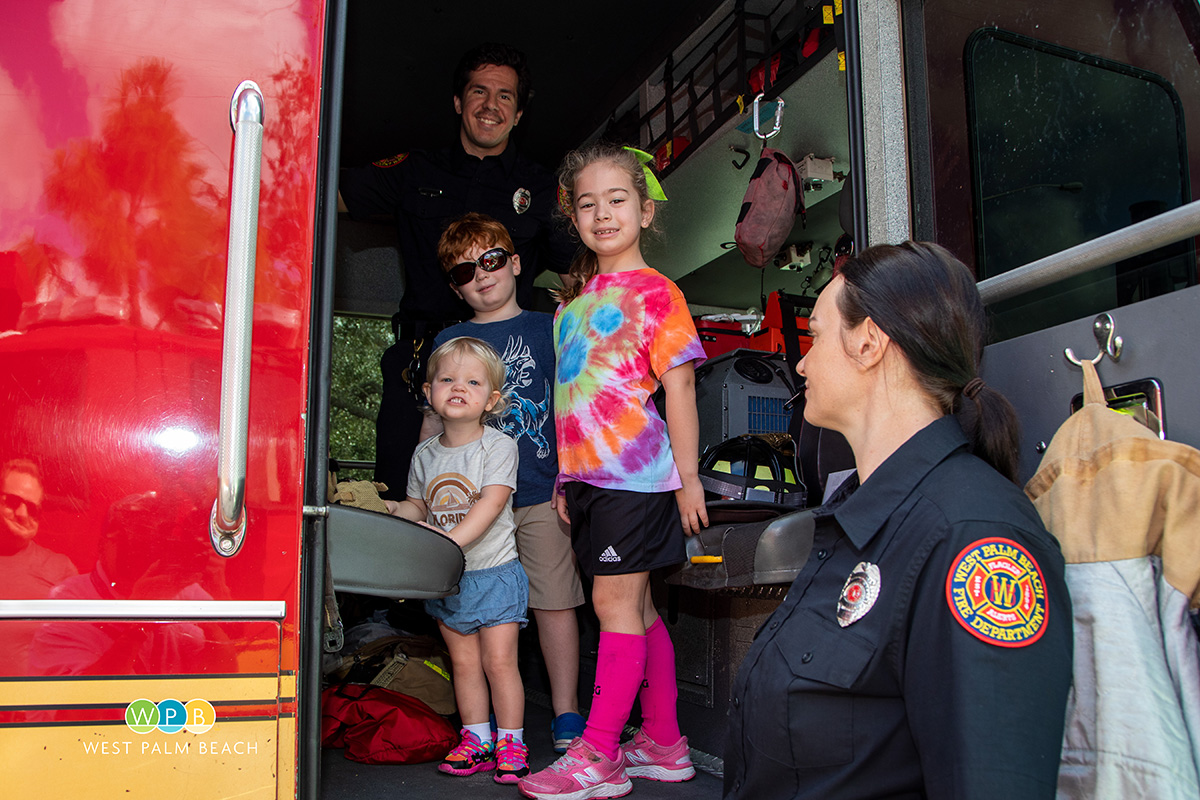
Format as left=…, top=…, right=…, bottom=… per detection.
left=699, top=434, right=805, bottom=506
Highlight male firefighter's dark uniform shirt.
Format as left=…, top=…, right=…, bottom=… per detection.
left=724, top=416, right=1073, bottom=800
left=339, top=141, right=575, bottom=322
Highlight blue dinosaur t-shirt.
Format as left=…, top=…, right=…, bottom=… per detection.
left=435, top=310, right=557, bottom=508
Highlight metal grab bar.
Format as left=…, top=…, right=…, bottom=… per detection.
left=210, top=80, right=265, bottom=558
left=977, top=198, right=1200, bottom=305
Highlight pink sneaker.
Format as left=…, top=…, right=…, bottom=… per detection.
left=517, top=738, right=632, bottom=800
left=619, top=730, right=695, bottom=782
left=494, top=734, right=530, bottom=784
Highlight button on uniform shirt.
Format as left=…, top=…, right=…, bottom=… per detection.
left=339, top=142, right=576, bottom=321
left=724, top=416, right=1073, bottom=800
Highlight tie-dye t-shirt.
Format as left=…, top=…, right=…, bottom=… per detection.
left=554, top=268, right=705, bottom=493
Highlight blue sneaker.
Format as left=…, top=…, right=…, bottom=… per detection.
left=550, top=711, right=586, bottom=753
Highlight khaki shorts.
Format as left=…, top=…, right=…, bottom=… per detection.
left=513, top=501, right=585, bottom=611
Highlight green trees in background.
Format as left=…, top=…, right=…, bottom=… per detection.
left=330, top=315, right=391, bottom=480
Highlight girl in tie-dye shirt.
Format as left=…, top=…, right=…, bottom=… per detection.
left=518, top=143, right=706, bottom=800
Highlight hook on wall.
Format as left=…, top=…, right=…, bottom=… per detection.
left=730, top=146, right=750, bottom=170
left=1064, top=313, right=1123, bottom=366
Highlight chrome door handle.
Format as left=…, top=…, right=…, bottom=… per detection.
left=211, top=80, right=265, bottom=557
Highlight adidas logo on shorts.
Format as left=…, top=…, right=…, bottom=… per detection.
left=599, top=546, right=622, bottom=563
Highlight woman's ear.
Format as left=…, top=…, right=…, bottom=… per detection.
left=854, top=317, right=890, bottom=369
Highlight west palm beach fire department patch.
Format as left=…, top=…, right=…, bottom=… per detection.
left=372, top=152, right=408, bottom=168
left=945, top=537, right=1048, bottom=648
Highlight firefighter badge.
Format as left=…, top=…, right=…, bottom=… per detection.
left=513, top=187, right=532, bottom=214
left=837, top=561, right=880, bottom=627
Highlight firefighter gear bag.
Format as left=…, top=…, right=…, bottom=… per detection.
left=734, top=148, right=805, bottom=268
left=321, top=683, right=457, bottom=764
left=326, top=633, right=456, bottom=715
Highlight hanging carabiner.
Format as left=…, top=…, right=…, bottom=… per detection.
left=752, top=93, right=785, bottom=141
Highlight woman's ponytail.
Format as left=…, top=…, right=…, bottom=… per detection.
left=957, top=380, right=1022, bottom=484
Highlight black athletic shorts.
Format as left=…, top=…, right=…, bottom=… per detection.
left=565, top=482, right=686, bottom=577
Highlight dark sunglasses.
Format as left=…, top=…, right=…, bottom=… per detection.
left=446, top=247, right=511, bottom=287
left=1, top=492, right=40, bottom=521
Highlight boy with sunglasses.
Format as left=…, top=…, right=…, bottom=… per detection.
left=422, top=212, right=587, bottom=755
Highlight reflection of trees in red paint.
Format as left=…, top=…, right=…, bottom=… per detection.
left=15, top=57, right=314, bottom=333
left=28, top=59, right=226, bottom=329
left=259, top=57, right=316, bottom=297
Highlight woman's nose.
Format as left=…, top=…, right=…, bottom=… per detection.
left=795, top=357, right=805, bottom=377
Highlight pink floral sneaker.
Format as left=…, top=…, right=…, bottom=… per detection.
left=619, top=729, right=695, bottom=782
left=517, top=737, right=632, bottom=800
left=438, top=728, right=495, bottom=776
left=494, top=734, right=531, bottom=784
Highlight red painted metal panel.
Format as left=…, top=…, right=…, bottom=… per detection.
left=0, top=0, right=324, bottom=686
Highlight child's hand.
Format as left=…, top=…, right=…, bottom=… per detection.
left=675, top=475, right=708, bottom=535
left=551, top=490, right=570, bottom=525
left=384, top=499, right=402, bottom=516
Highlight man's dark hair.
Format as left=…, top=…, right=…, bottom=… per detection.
left=452, top=42, right=533, bottom=111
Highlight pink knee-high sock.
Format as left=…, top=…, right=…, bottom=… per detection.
left=638, top=617, right=681, bottom=744
left=582, top=631, right=646, bottom=761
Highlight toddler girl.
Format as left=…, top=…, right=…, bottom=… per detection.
left=387, top=336, right=529, bottom=783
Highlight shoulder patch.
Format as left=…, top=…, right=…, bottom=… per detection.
left=945, top=537, right=1048, bottom=648
left=372, top=152, right=409, bottom=168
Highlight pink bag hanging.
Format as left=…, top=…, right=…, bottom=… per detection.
left=735, top=148, right=805, bottom=268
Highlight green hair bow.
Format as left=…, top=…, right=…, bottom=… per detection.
left=623, top=146, right=668, bottom=202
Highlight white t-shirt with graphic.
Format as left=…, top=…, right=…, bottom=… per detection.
left=407, top=426, right=518, bottom=572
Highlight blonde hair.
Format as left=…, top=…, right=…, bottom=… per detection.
left=425, top=336, right=509, bottom=423
left=553, top=142, right=661, bottom=303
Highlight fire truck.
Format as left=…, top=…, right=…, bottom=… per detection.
left=2, top=1, right=1198, bottom=798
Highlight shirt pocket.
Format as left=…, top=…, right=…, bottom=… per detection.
left=755, top=608, right=875, bottom=769
left=399, top=187, right=455, bottom=223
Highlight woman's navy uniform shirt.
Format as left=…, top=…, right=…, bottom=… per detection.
left=340, top=141, right=575, bottom=322
left=724, top=416, right=1073, bottom=800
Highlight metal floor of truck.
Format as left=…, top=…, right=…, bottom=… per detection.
left=320, top=600, right=725, bottom=800
left=320, top=690, right=725, bottom=800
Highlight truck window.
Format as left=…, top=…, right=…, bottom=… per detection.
left=966, top=28, right=1193, bottom=339
left=905, top=0, right=1200, bottom=339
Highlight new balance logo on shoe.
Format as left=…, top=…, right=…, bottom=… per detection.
left=573, top=768, right=606, bottom=788
left=599, top=546, right=621, bottom=563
